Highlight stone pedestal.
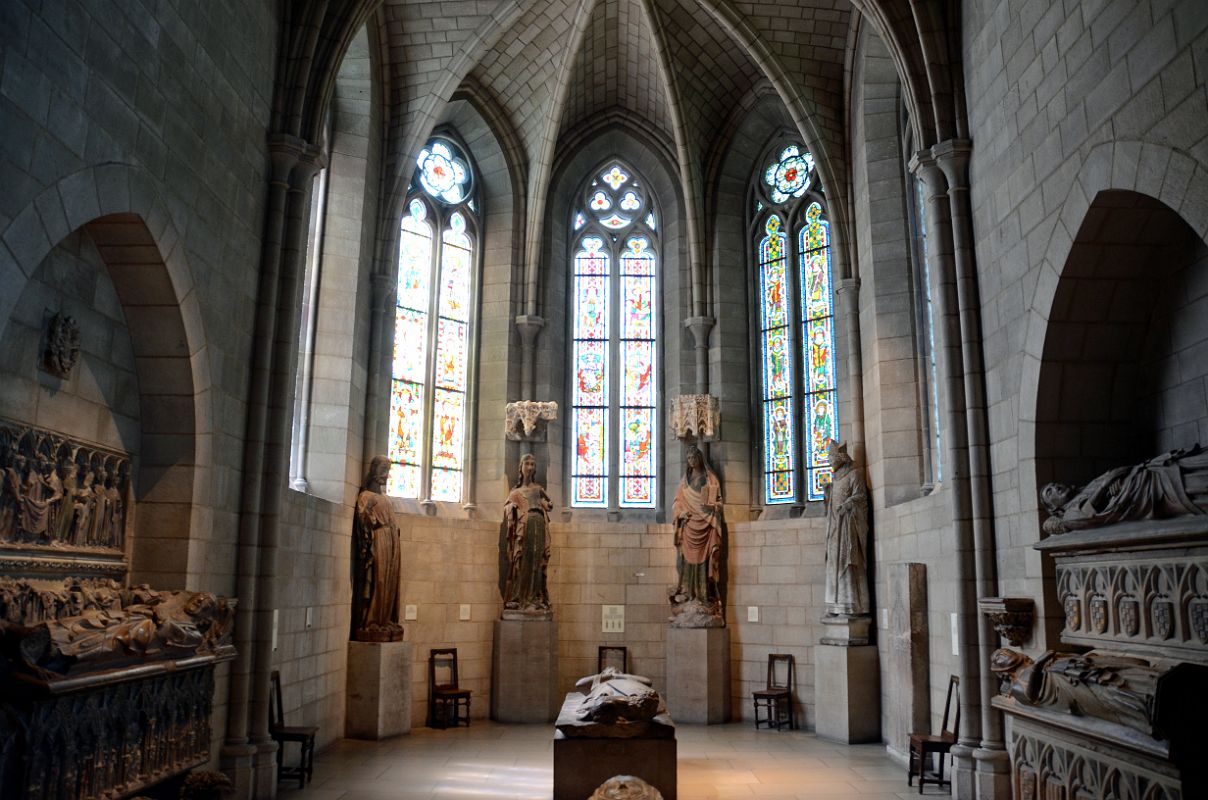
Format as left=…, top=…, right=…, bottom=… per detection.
left=814, top=616, right=879, bottom=743
left=346, top=640, right=413, bottom=740
left=491, top=617, right=558, bottom=722
left=665, top=626, right=730, bottom=723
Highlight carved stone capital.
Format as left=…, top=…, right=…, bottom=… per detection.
left=515, top=315, right=545, bottom=347
left=932, top=138, right=973, bottom=189
left=683, top=315, right=714, bottom=349
left=978, top=596, right=1035, bottom=646
left=668, top=394, right=719, bottom=441
left=505, top=400, right=558, bottom=441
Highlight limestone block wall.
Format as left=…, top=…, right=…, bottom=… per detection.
left=962, top=0, right=1208, bottom=637
left=276, top=491, right=355, bottom=751
left=0, top=229, right=139, bottom=452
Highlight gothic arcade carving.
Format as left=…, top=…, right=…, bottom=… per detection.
left=0, top=421, right=130, bottom=559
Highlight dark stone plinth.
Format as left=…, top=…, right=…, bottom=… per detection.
left=553, top=694, right=677, bottom=800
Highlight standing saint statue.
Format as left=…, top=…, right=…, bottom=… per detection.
left=670, top=445, right=724, bottom=627
left=499, top=453, right=553, bottom=616
left=823, top=439, right=869, bottom=617
left=351, top=455, right=404, bottom=642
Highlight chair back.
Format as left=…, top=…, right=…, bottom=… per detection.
left=430, top=647, right=460, bottom=690
left=598, top=645, right=628, bottom=674
left=941, top=674, right=960, bottom=740
left=767, top=653, right=794, bottom=691
left=270, top=670, right=285, bottom=731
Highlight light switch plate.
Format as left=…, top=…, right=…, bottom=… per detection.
left=271, top=609, right=279, bottom=651
left=602, top=604, right=624, bottom=633
left=881, top=607, right=889, bottom=629
left=305, top=607, right=314, bottom=628
left=404, top=604, right=418, bottom=621
left=459, top=604, right=471, bottom=621
left=951, top=612, right=960, bottom=656
left=747, top=606, right=759, bottom=623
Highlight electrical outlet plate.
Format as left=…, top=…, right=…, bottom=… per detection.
left=404, top=604, right=418, bottom=621
left=602, top=604, right=624, bottom=633
left=747, top=606, right=759, bottom=623
left=459, top=604, right=471, bottom=621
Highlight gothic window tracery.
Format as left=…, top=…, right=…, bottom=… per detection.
left=387, top=138, right=478, bottom=502
left=569, top=161, right=659, bottom=509
left=752, top=143, right=838, bottom=504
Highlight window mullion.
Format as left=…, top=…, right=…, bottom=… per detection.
left=420, top=209, right=442, bottom=503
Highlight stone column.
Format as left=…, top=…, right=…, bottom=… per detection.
left=491, top=617, right=559, bottom=722
left=665, top=627, right=730, bottom=723
left=834, top=278, right=865, bottom=465
left=909, top=148, right=983, bottom=798
left=221, top=137, right=302, bottom=799
left=516, top=314, right=545, bottom=400
left=934, top=138, right=1009, bottom=800
left=683, top=315, right=714, bottom=395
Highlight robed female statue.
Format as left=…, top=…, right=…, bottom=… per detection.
left=499, top=453, right=553, bottom=616
left=351, top=456, right=404, bottom=642
left=670, top=445, right=724, bottom=625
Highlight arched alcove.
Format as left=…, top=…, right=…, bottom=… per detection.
left=1035, top=190, right=1207, bottom=492
left=0, top=211, right=201, bottom=587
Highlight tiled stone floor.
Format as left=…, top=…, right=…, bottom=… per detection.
left=277, top=722, right=951, bottom=800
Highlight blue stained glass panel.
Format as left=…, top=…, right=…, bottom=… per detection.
left=573, top=340, right=608, bottom=406
left=763, top=396, right=796, bottom=504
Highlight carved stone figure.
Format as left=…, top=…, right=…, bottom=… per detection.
left=589, top=776, right=664, bottom=800
left=556, top=668, right=674, bottom=739
left=504, top=400, right=558, bottom=440
left=670, top=445, right=724, bottom=627
left=0, top=422, right=130, bottom=554
left=990, top=648, right=1208, bottom=740
left=824, top=439, right=870, bottom=616
left=351, top=456, right=404, bottom=642
left=1040, top=445, right=1208, bottom=534
left=42, top=312, right=81, bottom=379
left=499, top=453, right=553, bottom=616
left=0, top=588, right=235, bottom=678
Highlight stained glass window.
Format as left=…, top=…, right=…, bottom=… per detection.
left=754, top=143, right=838, bottom=504
left=914, top=175, right=942, bottom=482
left=387, top=138, right=477, bottom=502
left=570, top=162, right=658, bottom=509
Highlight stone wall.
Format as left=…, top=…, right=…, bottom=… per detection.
left=962, top=0, right=1208, bottom=635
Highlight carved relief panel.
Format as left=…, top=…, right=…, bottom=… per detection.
left=0, top=420, right=130, bottom=577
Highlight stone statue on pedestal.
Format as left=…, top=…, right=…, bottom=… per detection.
left=351, top=456, right=404, bottom=642
left=823, top=439, right=869, bottom=617
left=669, top=445, right=724, bottom=628
left=1040, top=444, right=1208, bottom=534
left=499, top=453, right=553, bottom=617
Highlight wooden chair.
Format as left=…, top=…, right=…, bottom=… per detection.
left=269, top=670, right=317, bottom=788
left=428, top=648, right=472, bottom=728
left=597, top=645, right=628, bottom=673
left=908, top=675, right=960, bottom=792
left=752, top=653, right=797, bottom=730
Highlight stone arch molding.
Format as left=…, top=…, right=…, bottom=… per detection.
left=0, top=162, right=212, bottom=581
left=1017, top=140, right=1208, bottom=526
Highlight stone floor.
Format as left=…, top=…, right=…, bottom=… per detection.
left=276, top=721, right=952, bottom=800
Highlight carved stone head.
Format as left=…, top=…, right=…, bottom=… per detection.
left=825, top=438, right=852, bottom=470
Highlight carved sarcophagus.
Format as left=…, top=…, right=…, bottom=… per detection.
left=0, top=579, right=236, bottom=799
left=997, top=459, right=1208, bottom=799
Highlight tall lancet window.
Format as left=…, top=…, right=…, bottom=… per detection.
left=570, top=162, right=659, bottom=509
left=388, top=138, right=478, bottom=502
left=753, top=143, right=838, bottom=504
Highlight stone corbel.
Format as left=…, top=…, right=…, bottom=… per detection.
left=669, top=394, right=719, bottom=442
left=978, top=596, right=1035, bottom=646
left=504, top=400, right=558, bottom=441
